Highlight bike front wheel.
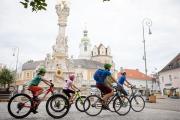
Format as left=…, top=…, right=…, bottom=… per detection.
left=130, top=95, right=145, bottom=112
left=8, top=93, right=32, bottom=119
left=83, top=95, right=102, bottom=116
left=46, top=94, right=69, bottom=119
left=75, top=96, right=86, bottom=112
left=113, top=96, right=131, bottom=116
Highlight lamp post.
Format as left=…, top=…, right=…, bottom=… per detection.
left=13, top=47, right=19, bottom=87
left=142, top=18, right=152, bottom=100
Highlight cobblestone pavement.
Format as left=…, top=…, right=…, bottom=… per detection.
left=145, top=97, right=180, bottom=112
left=0, top=98, right=180, bottom=120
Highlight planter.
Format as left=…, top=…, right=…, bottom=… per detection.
left=149, top=95, right=156, bottom=103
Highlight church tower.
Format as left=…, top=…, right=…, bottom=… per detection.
left=78, top=29, right=92, bottom=59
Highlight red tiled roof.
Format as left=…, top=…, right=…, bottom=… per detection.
left=118, top=69, right=152, bottom=81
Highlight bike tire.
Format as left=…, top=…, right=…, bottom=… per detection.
left=75, top=96, right=86, bottom=112
left=8, top=93, right=32, bottom=119
left=113, top=96, right=131, bottom=116
left=83, top=95, right=102, bottom=116
left=46, top=94, right=70, bottom=119
left=130, top=95, right=145, bottom=112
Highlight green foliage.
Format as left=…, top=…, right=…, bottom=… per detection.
left=0, top=68, right=15, bottom=88
left=20, top=0, right=47, bottom=12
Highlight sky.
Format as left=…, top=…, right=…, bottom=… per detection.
left=0, top=0, right=180, bottom=74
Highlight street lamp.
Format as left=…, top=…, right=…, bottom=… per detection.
left=142, top=18, right=152, bottom=100
left=13, top=47, right=19, bottom=87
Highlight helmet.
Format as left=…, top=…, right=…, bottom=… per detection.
left=104, top=63, right=112, bottom=70
left=121, top=72, right=126, bottom=75
left=69, top=74, right=75, bottom=81
left=37, top=67, right=46, bottom=75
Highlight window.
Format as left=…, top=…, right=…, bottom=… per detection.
left=162, top=77, right=164, bottom=83
left=26, top=72, right=30, bottom=78
left=169, top=75, right=172, bottom=81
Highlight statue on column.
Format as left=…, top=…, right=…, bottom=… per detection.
left=56, top=1, right=70, bottom=26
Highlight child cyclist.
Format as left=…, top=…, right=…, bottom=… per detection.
left=28, top=67, right=52, bottom=114
left=63, top=74, right=79, bottom=103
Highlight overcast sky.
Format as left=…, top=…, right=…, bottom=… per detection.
left=0, top=0, right=180, bottom=74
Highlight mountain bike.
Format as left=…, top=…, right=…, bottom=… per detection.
left=60, top=89, right=86, bottom=112
left=83, top=86, right=131, bottom=116
left=8, top=81, right=70, bottom=119
left=129, top=86, right=145, bottom=112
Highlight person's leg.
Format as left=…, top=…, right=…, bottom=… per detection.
left=28, top=86, right=43, bottom=114
left=96, top=84, right=113, bottom=103
left=33, top=86, right=43, bottom=97
left=67, top=89, right=75, bottom=102
left=63, top=89, right=71, bottom=99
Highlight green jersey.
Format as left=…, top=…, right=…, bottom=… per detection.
left=29, top=75, right=42, bottom=86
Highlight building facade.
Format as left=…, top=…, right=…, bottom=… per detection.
left=159, top=53, right=180, bottom=97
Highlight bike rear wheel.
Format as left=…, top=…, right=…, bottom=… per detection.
left=46, top=94, right=69, bottom=119
left=83, top=95, right=102, bottom=116
left=75, top=96, right=86, bottom=112
left=8, top=93, right=32, bottom=119
left=113, top=96, right=131, bottom=116
left=130, top=95, right=145, bottom=112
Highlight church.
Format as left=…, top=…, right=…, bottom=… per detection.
left=16, top=1, right=117, bottom=94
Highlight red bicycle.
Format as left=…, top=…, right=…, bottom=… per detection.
left=8, top=81, right=70, bottom=119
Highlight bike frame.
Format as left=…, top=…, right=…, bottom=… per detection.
left=128, top=87, right=139, bottom=100
left=22, top=83, right=55, bottom=109
left=70, top=90, right=82, bottom=102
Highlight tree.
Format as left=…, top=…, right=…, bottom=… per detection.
left=0, top=68, right=15, bottom=88
left=20, top=0, right=47, bottom=12
left=20, top=0, right=110, bottom=12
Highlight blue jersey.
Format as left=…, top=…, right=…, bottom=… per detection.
left=94, top=69, right=111, bottom=84
left=118, top=75, right=126, bottom=85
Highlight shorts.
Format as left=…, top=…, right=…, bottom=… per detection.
left=63, top=89, right=75, bottom=98
left=116, top=85, right=128, bottom=96
left=96, top=83, right=112, bottom=95
left=28, top=86, right=43, bottom=96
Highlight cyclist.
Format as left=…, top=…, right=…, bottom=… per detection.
left=63, top=74, right=79, bottom=103
left=28, top=67, right=51, bottom=114
left=117, top=71, right=133, bottom=96
left=94, top=63, right=117, bottom=108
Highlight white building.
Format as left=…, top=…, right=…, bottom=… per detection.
left=159, top=53, right=180, bottom=97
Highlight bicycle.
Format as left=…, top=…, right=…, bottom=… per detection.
left=61, top=89, right=86, bottom=112
left=129, top=86, right=145, bottom=112
left=83, top=85, right=131, bottom=116
left=8, top=81, right=70, bottom=119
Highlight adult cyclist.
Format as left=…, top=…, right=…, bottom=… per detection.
left=94, top=63, right=117, bottom=108
left=117, top=72, right=133, bottom=96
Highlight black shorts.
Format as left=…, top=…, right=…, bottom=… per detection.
left=63, top=89, right=75, bottom=98
left=117, top=85, right=128, bottom=96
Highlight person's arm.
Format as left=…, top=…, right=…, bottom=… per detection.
left=71, top=84, right=80, bottom=91
left=41, top=77, right=51, bottom=86
left=110, top=76, right=117, bottom=83
left=125, top=80, right=132, bottom=88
